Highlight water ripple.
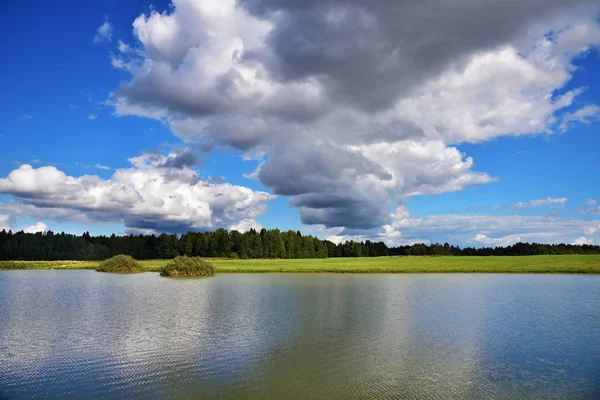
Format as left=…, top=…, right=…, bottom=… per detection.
left=1, top=272, right=599, bottom=399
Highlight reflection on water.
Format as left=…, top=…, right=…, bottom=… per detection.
left=0, top=272, right=599, bottom=399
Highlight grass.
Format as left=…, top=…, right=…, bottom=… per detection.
left=1, top=255, right=600, bottom=273
left=0, top=260, right=97, bottom=270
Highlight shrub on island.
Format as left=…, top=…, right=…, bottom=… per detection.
left=96, top=254, right=144, bottom=273
left=160, top=255, right=216, bottom=277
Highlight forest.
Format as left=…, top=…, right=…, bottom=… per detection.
left=0, top=228, right=599, bottom=260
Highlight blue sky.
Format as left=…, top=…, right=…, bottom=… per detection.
left=1, top=0, right=599, bottom=246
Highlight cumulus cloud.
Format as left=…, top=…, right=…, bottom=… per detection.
left=228, top=218, right=264, bottom=233
left=572, top=236, right=595, bottom=245
left=104, top=0, right=600, bottom=234
left=0, top=154, right=275, bottom=233
left=325, top=235, right=346, bottom=245
left=258, top=139, right=493, bottom=229
left=23, top=222, right=48, bottom=234
left=129, top=148, right=199, bottom=169
left=94, top=21, right=113, bottom=43
left=374, top=205, right=600, bottom=247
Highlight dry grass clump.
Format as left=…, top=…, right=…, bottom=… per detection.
left=160, top=255, right=215, bottom=277
left=96, top=255, right=143, bottom=273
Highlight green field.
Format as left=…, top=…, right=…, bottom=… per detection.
left=1, top=255, right=600, bottom=273
left=0, top=260, right=98, bottom=270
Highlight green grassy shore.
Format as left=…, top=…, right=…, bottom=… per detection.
left=1, top=255, right=600, bottom=273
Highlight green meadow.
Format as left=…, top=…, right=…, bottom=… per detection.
left=1, top=255, right=600, bottom=273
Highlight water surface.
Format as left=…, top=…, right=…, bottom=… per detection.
left=0, top=271, right=599, bottom=399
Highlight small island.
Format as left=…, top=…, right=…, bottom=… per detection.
left=160, top=255, right=216, bottom=277
left=96, top=254, right=144, bottom=273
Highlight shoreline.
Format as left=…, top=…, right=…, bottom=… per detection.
left=1, top=255, right=600, bottom=274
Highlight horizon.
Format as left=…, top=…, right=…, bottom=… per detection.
left=1, top=0, right=600, bottom=247
left=3, top=227, right=600, bottom=252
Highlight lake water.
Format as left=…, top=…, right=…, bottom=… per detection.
left=0, top=271, right=599, bottom=399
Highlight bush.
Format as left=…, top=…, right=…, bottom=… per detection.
left=97, top=254, right=143, bottom=273
left=160, top=255, right=215, bottom=277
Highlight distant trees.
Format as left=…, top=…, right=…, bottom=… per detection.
left=0, top=228, right=330, bottom=260
left=0, top=228, right=598, bottom=260
left=389, top=242, right=600, bottom=256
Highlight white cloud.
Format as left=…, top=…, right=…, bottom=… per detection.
left=302, top=224, right=348, bottom=244
left=88, top=114, right=97, bottom=120
left=242, top=161, right=264, bottom=180
left=0, top=214, right=12, bottom=231
left=19, top=115, right=33, bottom=120
left=560, top=104, right=600, bottom=131
left=124, top=227, right=157, bottom=235
left=117, top=40, right=132, bottom=53
left=491, top=197, right=568, bottom=211
left=582, top=207, right=600, bottom=215
left=529, top=197, right=568, bottom=207
left=302, top=225, right=348, bottom=244
left=376, top=205, right=600, bottom=247
left=93, top=21, right=113, bottom=43
left=395, top=47, right=583, bottom=143
left=94, top=164, right=110, bottom=170
left=325, top=235, right=346, bottom=245
left=572, top=236, right=595, bottom=245
left=228, top=218, right=263, bottom=233
left=93, top=1, right=600, bottom=234
left=110, top=53, right=130, bottom=70
left=579, top=198, right=600, bottom=215
left=23, top=222, right=48, bottom=234
left=0, top=155, right=275, bottom=233
left=471, top=233, right=524, bottom=247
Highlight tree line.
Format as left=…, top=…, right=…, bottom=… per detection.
left=0, top=228, right=599, bottom=261
left=389, top=241, right=600, bottom=256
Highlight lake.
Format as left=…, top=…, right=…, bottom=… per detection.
left=0, top=271, right=599, bottom=399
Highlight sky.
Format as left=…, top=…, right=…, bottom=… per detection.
left=1, top=0, right=600, bottom=247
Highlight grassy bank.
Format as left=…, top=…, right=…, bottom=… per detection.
left=0, top=260, right=97, bottom=270
left=1, top=255, right=600, bottom=273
